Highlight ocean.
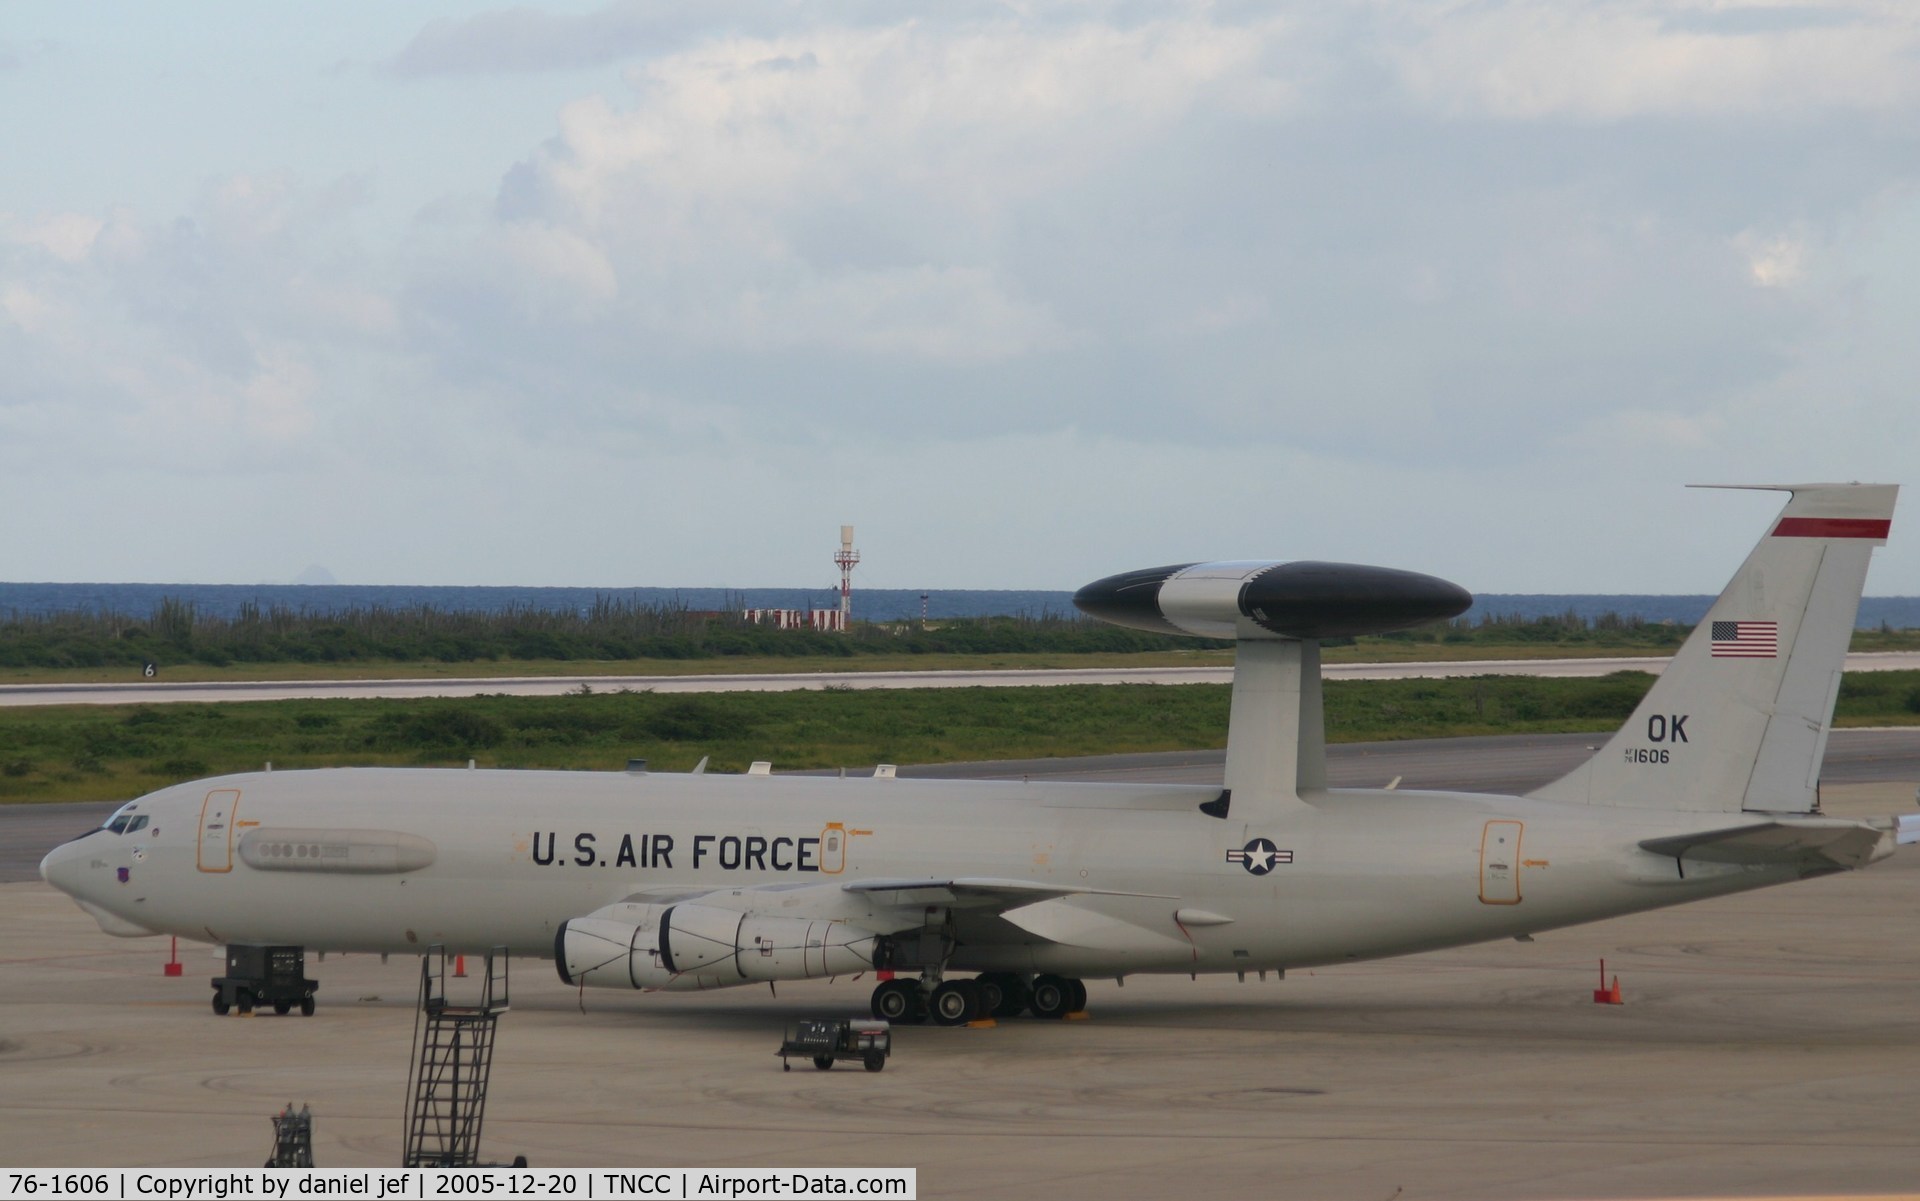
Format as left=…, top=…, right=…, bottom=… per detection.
left=3, top=583, right=1919, bottom=629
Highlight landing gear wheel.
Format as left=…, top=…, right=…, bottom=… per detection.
left=1067, top=977, right=1088, bottom=1013
left=930, top=979, right=981, bottom=1026
left=980, top=972, right=1028, bottom=1018
left=211, top=993, right=230, bottom=1016
left=812, top=1056, right=835, bottom=1071
left=864, top=1051, right=885, bottom=1072
left=236, top=990, right=254, bottom=1015
left=273, top=1000, right=292, bottom=1015
left=1029, top=974, right=1072, bottom=1020
left=299, top=995, right=315, bottom=1017
left=975, top=974, right=1006, bottom=1012
left=871, top=978, right=924, bottom=1024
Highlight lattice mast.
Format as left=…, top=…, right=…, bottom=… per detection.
left=834, top=525, right=860, bottom=627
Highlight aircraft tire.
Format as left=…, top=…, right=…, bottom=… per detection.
left=236, top=990, right=254, bottom=1015
left=871, top=979, right=923, bottom=1024
left=1029, top=975, right=1071, bottom=1020
left=929, top=979, right=980, bottom=1026
left=980, top=972, right=1028, bottom=1018
left=1066, top=977, right=1088, bottom=1013
left=975, top=975, right=1003, bottom=1015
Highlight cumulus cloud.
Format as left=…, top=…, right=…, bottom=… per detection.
left=1735, top=226, right=1813, bottom=288
left=5, top=2, right=1919, bottom=588
left=385, top=1, right=788, bottom=76
left=1377, top=0, right=1920, bottom=121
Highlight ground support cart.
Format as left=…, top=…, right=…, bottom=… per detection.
left=213, top=945, right=317, bottom=1015
left=778, top=1018, right=890, bottom=1072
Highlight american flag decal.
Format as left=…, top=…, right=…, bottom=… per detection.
left=1711, top=620, right=1778, bottom=658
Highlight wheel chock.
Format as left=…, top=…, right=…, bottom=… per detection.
left=1064, top=1010, right=1091, bottom=1021
left=965, top=1018, right=997, bottom=1029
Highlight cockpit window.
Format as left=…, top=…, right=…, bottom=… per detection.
left=104, top=804, right=143, bottom=834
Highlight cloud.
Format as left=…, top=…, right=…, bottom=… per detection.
left=1736, top=228, right=1811, bottom=289
left=1377, top=0, right=1920, bottom=121
left=7, top=3, right=1920, bottom=589
left=385, top=2, right=766, bottom=76
left=5, top=211, right=105, bottom=263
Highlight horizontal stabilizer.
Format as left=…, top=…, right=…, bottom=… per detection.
left=1639, top=819, right=1893, bottom=870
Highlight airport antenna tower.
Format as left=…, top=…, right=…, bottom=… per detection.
left=835, top=525, right=860, bottom=626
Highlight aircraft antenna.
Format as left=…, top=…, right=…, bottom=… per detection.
left=834, top=525, right=860, bottom=630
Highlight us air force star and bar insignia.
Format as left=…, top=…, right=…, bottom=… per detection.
left=1226, top=837, right=1293, bottom=875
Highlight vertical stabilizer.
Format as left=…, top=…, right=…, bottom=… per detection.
left=1530, top=483, right=1895, bottom=814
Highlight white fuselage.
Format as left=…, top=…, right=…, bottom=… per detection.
left=42, top=766, right=1798, bottom=979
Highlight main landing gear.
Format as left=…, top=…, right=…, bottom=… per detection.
left=869, top=972, right=1087, bottom=1025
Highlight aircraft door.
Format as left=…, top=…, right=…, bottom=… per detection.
left=198, top=789, right=241, bottom=873
left=1479, top=820, right=1523, bottom=905
left=819, top=823, right=846, bottom=874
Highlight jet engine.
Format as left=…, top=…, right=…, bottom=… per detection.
left=554, top=900, right=879, bottom=991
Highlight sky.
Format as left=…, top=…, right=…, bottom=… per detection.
left=2, top=1, right=1917, bottom=595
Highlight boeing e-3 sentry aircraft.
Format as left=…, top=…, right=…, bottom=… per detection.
left=40, top=483, right=1920, bottom=1026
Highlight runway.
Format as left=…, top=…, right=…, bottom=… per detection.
left=4, top=651, right=1918, bottom=707
left=4, top=781, right=1918, bottom=1195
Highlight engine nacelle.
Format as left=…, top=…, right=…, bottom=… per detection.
left=555, top=900, right=878, bottom=991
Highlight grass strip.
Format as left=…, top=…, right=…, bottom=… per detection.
left=5, top=671, right=1918, bottom=805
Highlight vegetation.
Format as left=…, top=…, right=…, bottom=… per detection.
left=5, top=597, right=1917, bottom=682
left=6, top=669, right=1918, bottom=804
left=0, top=599, right=1211, bottom=671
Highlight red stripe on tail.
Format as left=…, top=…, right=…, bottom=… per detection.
left=1772, top=517, right=1891, bottom=539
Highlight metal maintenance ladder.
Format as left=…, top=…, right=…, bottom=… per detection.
left=403, top=947, right=509, bottom=1168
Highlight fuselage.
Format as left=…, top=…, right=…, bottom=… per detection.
left=40, top=766, right=1801, bottom=979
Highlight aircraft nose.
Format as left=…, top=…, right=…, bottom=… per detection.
left=40, top=834, right=90, bottom=897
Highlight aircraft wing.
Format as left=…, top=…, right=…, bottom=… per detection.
left=1639, top=818, right=1895, bottom=871
left=596, top=877, right=1171, bottom=941
left=840, top=877, right=1175, bottom=908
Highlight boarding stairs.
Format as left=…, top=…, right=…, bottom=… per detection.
left=403, top=947, right=509, bottom=1168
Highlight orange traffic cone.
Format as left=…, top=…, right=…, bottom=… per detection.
left=1593, top=958, right=1624, bottom=1004
left=453, top=954, right=467, bottom=978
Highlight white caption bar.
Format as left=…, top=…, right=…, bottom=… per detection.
left=2, top=1170, right=915, bottom=1201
